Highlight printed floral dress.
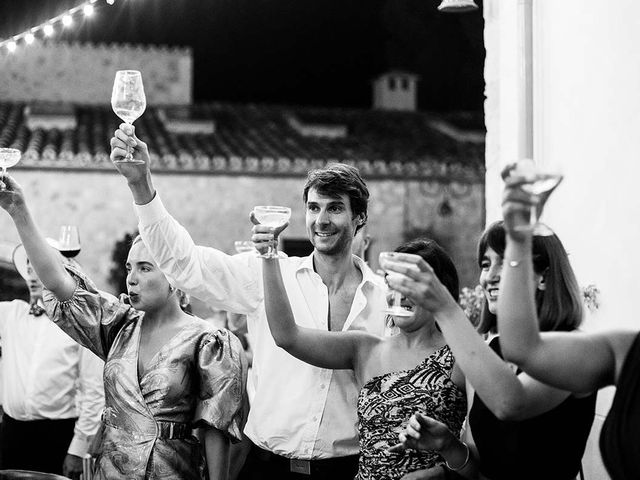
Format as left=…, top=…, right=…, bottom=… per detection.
left=356, top=345, right=466, bottom=480
left=44, top=265, right=248, bottom=480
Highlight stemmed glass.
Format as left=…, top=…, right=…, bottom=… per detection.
left=252, top=206, right=291, bottom=258
left=507, top=159, right=563, bottom=236
left=58, top=225, right=81, bottom=258
left=379, top=251, right=414, bottom=318
left=0, top=148, right=21, bottom=190
left=111, top=70, right=146, bottom=164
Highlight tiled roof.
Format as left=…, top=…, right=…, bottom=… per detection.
left=2, top=101, right=485, bottom=182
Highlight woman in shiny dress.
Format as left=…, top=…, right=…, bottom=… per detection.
left=0, top=175, right=248, bottom=480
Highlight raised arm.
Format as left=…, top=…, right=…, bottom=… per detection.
left=0, top=175, right=75, bottom=299
left=497, top=181, right=621, bottom=392
left=110, top=124, right=260, bottom=314
left=261, top=255, right=372, bottom=371
left=382, top=253, right=572, bottom=421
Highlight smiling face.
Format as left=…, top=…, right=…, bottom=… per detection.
left=479, top=247, right=502, bottom=315
left=125, top=240, right=172, bottom=313
left=305, top=188, right=363, bottom=256
left=479, top=246, right=545, bottom=315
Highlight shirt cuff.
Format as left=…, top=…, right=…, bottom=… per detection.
left=133, top=191, right=167, bottom=227
left=67, top=435, right=91, bottom=457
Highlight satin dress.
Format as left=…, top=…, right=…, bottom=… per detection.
left=44, top=265, right=248, bottom=480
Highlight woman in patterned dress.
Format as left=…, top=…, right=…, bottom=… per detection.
left=259, top=234, right=471, bottom=480
left=383, top=220, right=597, bottom=480
left=0, top=175, right=248, bottom=480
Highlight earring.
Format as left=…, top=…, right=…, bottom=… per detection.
left=169, top=286, right=175, bottom=293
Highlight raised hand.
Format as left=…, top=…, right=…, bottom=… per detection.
left=0, top=174, right=27, bottom=216
left=250, top=211, right=289, bottom=257
left=379, top=253, right=458, bottom=314
left=501, top=176, right=538, bottom=242
left=110, top=123, right=151, bottom=182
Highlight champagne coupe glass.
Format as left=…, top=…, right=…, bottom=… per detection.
left=111, top=70, right=146, bottom=164
left=234, top=240, right=257, bottom=255
left=379, top=251, right=414, bottom=318
left=252, top=206, right=291, bottom=258
left=58, top=225, right=81, bottom=258
left=510, top=159, right=563, bottom=237
left=0, top=148, right=21, bottom=190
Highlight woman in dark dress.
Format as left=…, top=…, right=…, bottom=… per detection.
left=495, top=174, right=639, bottom=480
left=382, top=220, right=596, bottom=480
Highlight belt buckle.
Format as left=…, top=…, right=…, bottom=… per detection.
left=290, top=459, right=311, bottom=475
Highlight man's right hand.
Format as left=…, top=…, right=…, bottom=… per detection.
left=250, top=211, right=289, bottom=256
left=110, top=123, right=156, bottom=204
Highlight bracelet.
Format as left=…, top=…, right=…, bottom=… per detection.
left=445, top=441, right=470, bottom=471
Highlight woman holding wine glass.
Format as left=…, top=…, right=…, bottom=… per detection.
left=495, top=174, right=640, bottom=480
left=382, top=217, right=597, bottom=480
left=0, top=175, right=248, bottom=480
left=256, top=227, right=473, bottom=480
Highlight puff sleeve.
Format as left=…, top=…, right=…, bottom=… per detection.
left=194, top=329, right=249, bottom=443
left=43, top=263, right=137, bottom=361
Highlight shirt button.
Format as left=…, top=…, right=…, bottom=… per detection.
left=312, top=416, right=317, bottom=421
left=320, top=384, right=326, bottom=389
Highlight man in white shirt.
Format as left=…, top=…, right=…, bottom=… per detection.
left=110, top=124, right=387, bottom=480
left=0, top=243, right=104, bottom=479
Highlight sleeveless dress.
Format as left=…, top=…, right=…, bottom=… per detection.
left=44, top=264, right=248, bottom=480
left=356, top=345, right=466, bottom=480
left=600, top=331, right=640, bottom=480
left=469, top=337, right=596, bottom=480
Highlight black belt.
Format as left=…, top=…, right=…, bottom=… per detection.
left=255, top=446, right=359, bottom=476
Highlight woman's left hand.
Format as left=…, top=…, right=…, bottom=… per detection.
left=380, top=253, right=457, bottom=314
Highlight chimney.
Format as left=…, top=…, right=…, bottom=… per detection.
left=372, top=71, right=419, bottom=111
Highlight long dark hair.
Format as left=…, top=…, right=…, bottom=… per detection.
left=395, top=237, right=459, bottom=301
left=476, top=221, right=583, bottom=334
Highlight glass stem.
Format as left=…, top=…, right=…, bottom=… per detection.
left=392, top=290, right=402, bottom=309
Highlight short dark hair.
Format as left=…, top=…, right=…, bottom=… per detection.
left=476, top=221, right=583, bottom=334
left=395, top=238, right=460, bottom=301
left=302, top=163, right=369, bottom=233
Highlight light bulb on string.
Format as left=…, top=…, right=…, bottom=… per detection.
left=106, top=0, right=115, bottom=5
left=7, top=41, right=17, bottom=52
left=83, top=4, right=95, bottom=16
left=62, top=14, right=73, bottom=27
left=25, top=33, right=35, bottom=44
left=43, top=24, right=55, bottom=37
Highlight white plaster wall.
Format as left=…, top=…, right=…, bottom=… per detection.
left=484, top=1, right=640, bottom=478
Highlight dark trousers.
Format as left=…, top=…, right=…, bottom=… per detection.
left=236, top=441, right=359, bottom=480
left=0, top=413, right=76, bottom=475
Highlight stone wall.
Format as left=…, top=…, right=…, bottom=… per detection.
left=0, top=169, right=484, bottom=298
left=0, top=41, right=192, bottom=105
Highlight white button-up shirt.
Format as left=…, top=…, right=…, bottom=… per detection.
left=135, top=194, right=388, bottom=459
left=0, top=300, right=105, bottom=457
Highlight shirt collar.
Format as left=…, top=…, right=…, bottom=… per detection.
left=296, top=252, right=386, bottom=289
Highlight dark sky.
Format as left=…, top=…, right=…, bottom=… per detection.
left=0, top=0, right=485, bottom=111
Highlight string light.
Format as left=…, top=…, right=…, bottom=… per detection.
left=0, top=0, right=115, bottom=53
